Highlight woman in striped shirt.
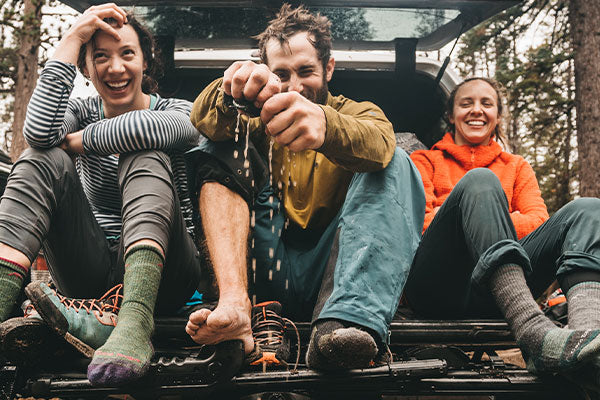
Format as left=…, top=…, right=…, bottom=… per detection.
left=0, top=3, right=203, bottom=386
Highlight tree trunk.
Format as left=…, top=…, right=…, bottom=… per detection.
left=11, top=0, right=42, bottom=162
left=569, top=0, right=600, bottom=197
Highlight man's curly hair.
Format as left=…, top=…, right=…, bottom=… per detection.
left=255, top=4, right=332, bottom=70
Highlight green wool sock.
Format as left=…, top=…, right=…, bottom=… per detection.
left=87, top=245, right=163, bottom=386
left=490, top=264, right=600, bottom=374
left=0, top=257, right=28, bottom=322
left=566, top=282, right=600, bottom=330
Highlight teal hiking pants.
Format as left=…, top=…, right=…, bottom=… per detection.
left=188, top=139, right=425, bottom=343
left=250, top=148, right=425, bottom=342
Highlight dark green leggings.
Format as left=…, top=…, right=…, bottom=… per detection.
left=405, top=168, right=600, bottom=319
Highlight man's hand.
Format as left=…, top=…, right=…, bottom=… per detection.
left=185, top=297, right=255, bottom=355
left=223, top=61, right=281, bottom=109
left=60, top=131, right=84, bottom=155
left=261, top=91, right=326, bottom=152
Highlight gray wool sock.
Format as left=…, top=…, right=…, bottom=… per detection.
left=566, top=282, right=600, bottom=330
left=490, top=264, right=600, bottom=373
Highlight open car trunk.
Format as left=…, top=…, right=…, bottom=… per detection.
left=4, top=1, right=585, bottom=399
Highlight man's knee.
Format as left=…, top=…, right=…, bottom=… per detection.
left=188, top=153, right=257, bottom=208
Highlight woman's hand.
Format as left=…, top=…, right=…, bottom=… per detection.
left=60, top=131, right=84, bottom=155
left=52, top=3, right=128, bottom=65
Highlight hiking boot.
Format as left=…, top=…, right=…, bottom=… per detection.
left=246, top=301, right=298, bottom=368
left=305, top=319, right=379, bottom=371
left=0, top=300, right=60, bottom=365
left=25, top=281, right=122, bottom=357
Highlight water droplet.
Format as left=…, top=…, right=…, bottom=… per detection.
left=269, top=195, right=274, bottom=204
left=250, top=211, right=256, bottom=228
left=269, top=248, right=274, bottom=259
left=276, top=259, right=281, bottom=271
left=269, top=209, right=273, bottom=220
left=271, top=225, right=275, bottom=233
left=252, top=258, right=256, bottom=272
left=285, top=279, right=289, bottom=290
left=252, top=294, right=256, bottom=305
left=278, top=228, right=282, bottom=237
left=251, top=238, right=255, bottom=248
left=245, top=169, right=250, bottom=177
left=268, top=270, right=273, bottom=281
left=267, top=138, right=275, bottom=189
left=244, top=159, right=250, bottom=169
left=233, top=150, right=239, bottom=158
left=277, top=181, right=283, bottom=190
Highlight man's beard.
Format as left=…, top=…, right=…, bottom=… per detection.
left=302, top=76, right=329, bottom=105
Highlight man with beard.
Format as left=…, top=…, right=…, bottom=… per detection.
left=186, top=4, right=425, bottom=371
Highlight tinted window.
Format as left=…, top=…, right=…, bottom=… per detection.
left=137, top=6, right=459, bottom=42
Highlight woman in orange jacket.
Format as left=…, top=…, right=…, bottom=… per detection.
left=406, top=77, right=600, bottom=380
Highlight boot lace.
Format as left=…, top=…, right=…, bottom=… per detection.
left=251, top=302, right=301, bottom=372
left=53, top=284, right=123, bottom=320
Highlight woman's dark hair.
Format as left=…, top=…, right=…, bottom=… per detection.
left=446, top=77, right=509, bottom=146
left=76, top=13, right=163, bottom=94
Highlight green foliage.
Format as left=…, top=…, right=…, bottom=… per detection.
left=454, top=0, right=576, bottom=213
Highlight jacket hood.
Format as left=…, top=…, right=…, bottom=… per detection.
left=432, top=132, right=503, bottom=169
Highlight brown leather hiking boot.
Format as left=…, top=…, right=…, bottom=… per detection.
left=0, top=300, right=61, bottom=365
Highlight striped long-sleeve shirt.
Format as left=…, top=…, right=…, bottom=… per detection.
left=24, top=60, right=201, bottom=239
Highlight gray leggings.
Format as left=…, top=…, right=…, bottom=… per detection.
left=0, top=147, right=202, bottom=315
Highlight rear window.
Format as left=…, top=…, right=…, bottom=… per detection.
left=136, top=6, right=460, bottom=43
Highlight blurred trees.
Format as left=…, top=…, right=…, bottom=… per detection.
left=1, top=0, right=69, bottom=159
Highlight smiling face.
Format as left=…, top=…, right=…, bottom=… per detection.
left=449, top=79, right=500, bottom=147
left=265, top=31, right=334, bottom=105
left=84, top=23, right=148, bottom=118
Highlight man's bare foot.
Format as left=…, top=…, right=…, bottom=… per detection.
left=185, top=298, right=254, bottom=355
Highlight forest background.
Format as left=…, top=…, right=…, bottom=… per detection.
left=1, top=0, right=599, bottom=213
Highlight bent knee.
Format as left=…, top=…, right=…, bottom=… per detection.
left=561, top=197, right=600, bottom=221
left=14, top=146, right=76, bottom=177
left=455, top=168, right=502, bottom=194
left=117, top=150, right=173, bottom=185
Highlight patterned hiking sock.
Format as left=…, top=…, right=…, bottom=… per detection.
left=0, top=257, right=28, bottom=322
left=564, top=282, right=600, bottom=389
left=87, top=245, right=163, bottom=386
left=490, top=264, right=600, bottom=374
left=566, top=282, right=600, bottom=330
left=305, top=319, right=378, bottom=371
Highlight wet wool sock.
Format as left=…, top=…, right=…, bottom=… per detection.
left=490, top=264, right=600, bottom=373
left=0, top=257, right=28, bottom=322
left=305, top=319, right=378, bottom=371
left=566, top=281, right=600, bottom=330
left=87, top=246, right=163, bottom=386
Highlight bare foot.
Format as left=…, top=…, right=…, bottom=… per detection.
left=185, top=298, right=254, bottom=355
